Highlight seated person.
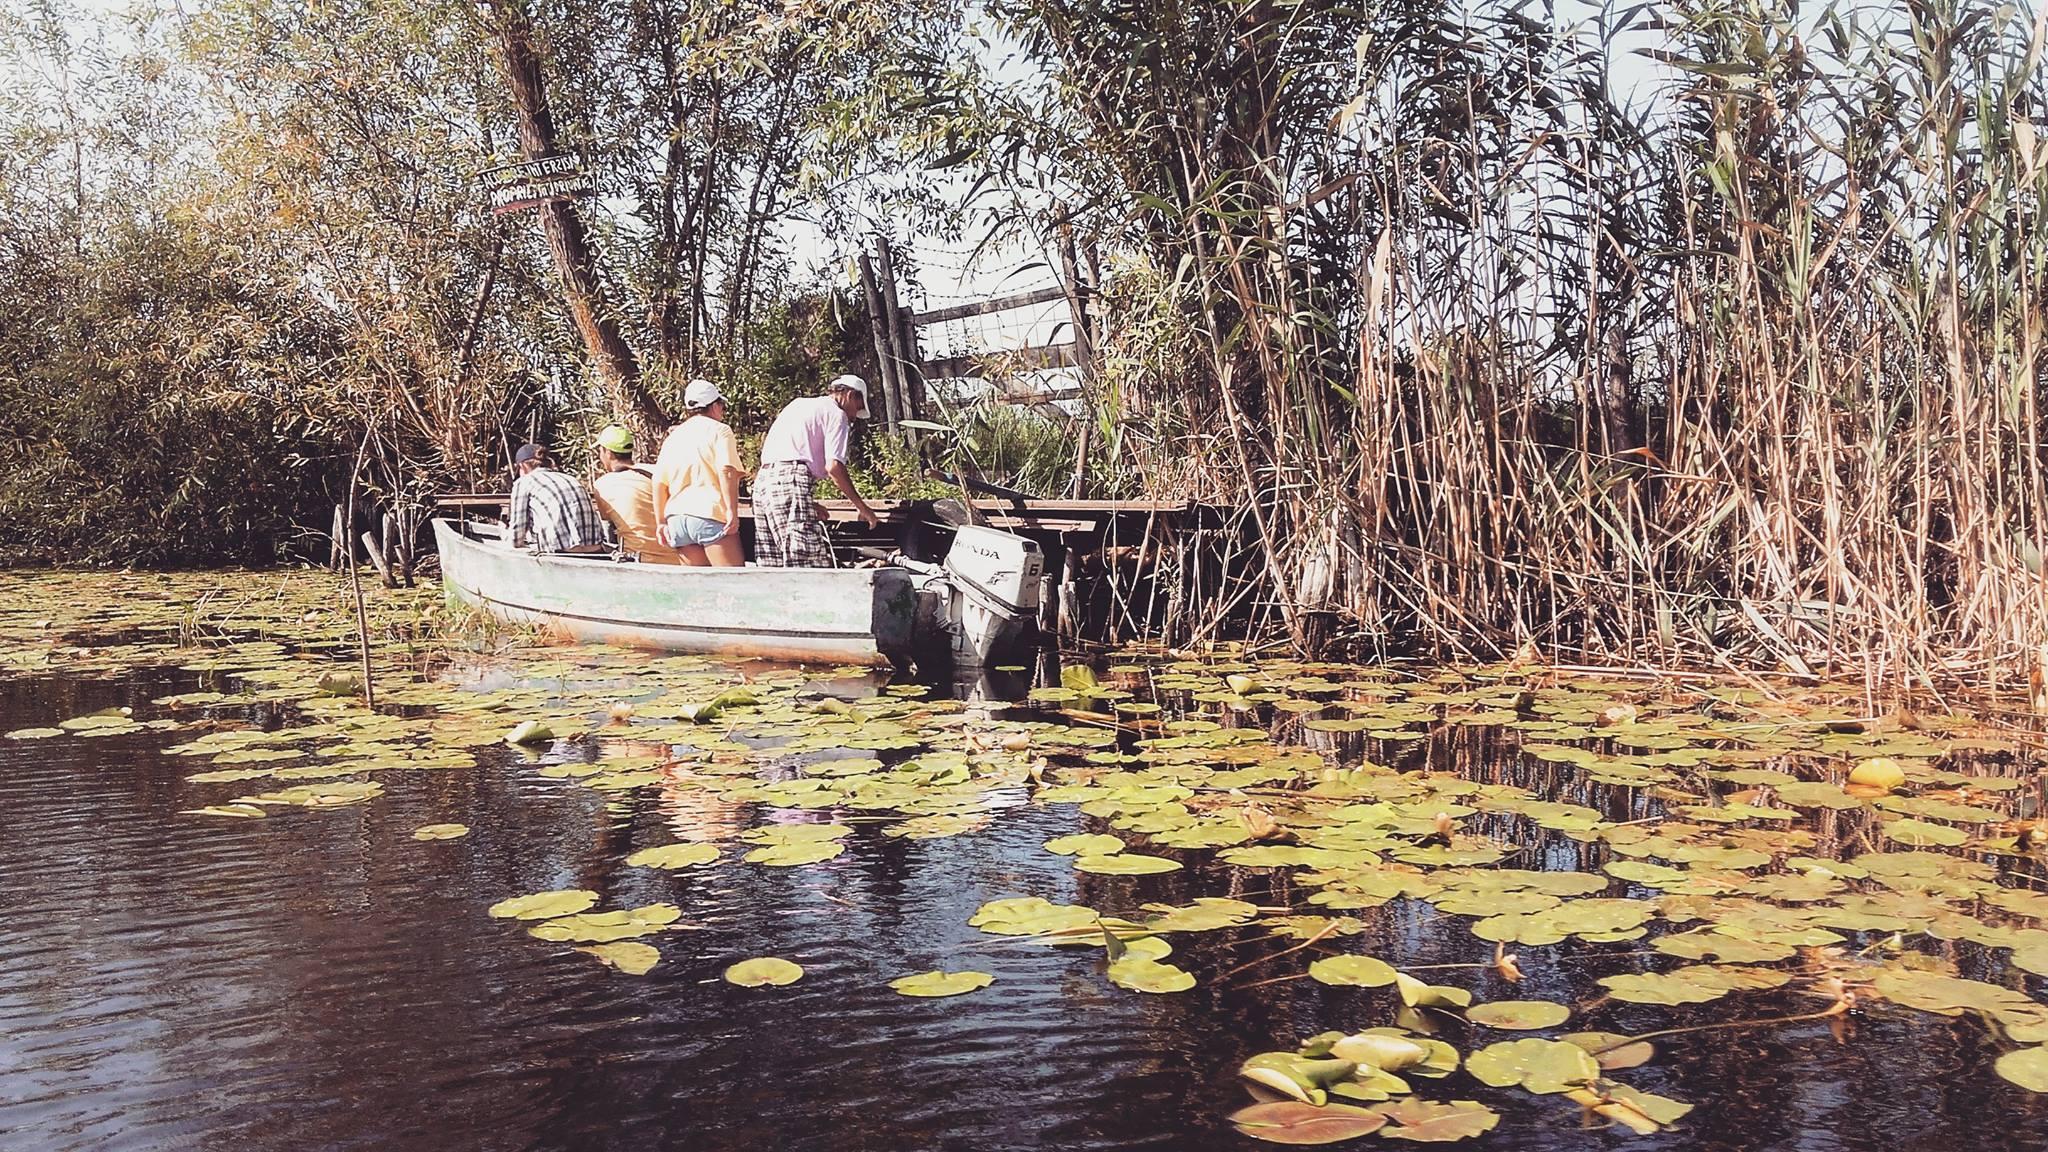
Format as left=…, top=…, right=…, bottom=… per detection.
left=507, top=442, right=608, bottom=555
left=589, top=425, right=682, bottom=564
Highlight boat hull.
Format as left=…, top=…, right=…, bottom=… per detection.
left=432, top=518, right=918, bottom=666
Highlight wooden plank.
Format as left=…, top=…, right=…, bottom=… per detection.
left=924, top=342, right=1078, bottom=382
left=909, top=285, right=1070, bottom=326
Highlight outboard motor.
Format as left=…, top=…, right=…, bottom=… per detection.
left=898, top=525, right=1044, bottom=668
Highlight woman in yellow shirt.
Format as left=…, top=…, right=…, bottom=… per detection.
left=650, top=378, right=745, bottom=567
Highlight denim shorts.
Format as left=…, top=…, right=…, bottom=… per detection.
left=666, top=514, right=729, bottom=547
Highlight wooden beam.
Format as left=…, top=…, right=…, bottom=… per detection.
left=909, top=285, right=1069, bottom=327
left=924, top=342, right=1078, bottom=381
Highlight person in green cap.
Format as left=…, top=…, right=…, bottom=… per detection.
left=590, top=424, right=681, bottom=564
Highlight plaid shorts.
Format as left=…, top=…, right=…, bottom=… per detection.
left=752, top=461, right=835, bottom=568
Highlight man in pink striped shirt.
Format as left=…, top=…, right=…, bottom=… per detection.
left=752, top=375, right=881, bottom=566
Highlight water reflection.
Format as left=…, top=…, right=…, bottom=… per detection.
left=1, top=656, right=2046, bottom=1152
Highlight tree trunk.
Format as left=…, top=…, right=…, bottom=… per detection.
left=483, top=0, right=665, bottom=443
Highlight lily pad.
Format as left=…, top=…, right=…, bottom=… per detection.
left=578, top=941, right=660, bottom=975
left=1561, top=1031, right=1655, bottom=1070
left=1228, top=1101, right=1389, bottom=1144
left=1995, top=1047, right=2048, bottom=1093
left=1107, top=956, right=1196, bottom=993
left=744, top=840, right=846, bottom=866
left=1464, top=1000, right=1571, bottom=1030
left=1073, top=852, right=1182, bottom=875
left=724, top=957, right=804, bottom=987
left=411, top=823, right=469, bottom=841
left=1308, top=955, right=1399, bottom=987
left=1375, top=1098, right=1500, bottom=1142
left=889, top=970, right=995, bottom=998
left=488, top=889, right=599, bottom=920
left=1465, top=1038, right=1599, bottom=1093
left=1044, top=833, right=1126, bottom=856
left=626, top=842, right=721, bottom=869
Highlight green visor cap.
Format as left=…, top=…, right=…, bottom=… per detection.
left=594, top=425, right=634, bottom=453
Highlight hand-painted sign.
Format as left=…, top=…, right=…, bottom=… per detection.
left=480, top=154, right=592, bottom=214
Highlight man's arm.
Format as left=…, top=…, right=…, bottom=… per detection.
left=823, top=461, right=880, bottom=529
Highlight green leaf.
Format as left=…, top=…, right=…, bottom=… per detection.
left=411, top=823, right=469, bottom=840
left=626, top=842, right=721, bottom=868
left=1995, top=1047, right=2048, bottom=1092
left=1044, top=833, right=1126, bottom=856
left=578, top=941, right=659, bottom=975
left=1073, top=852, right=1181, bottom=875
left=1107, top=956, right=1195, bottom=992
left=1464, top=1000, right=1571, bottom=1030
left=889, top=969, right=994, bottom=997
left=488, top=889, right=598, bottom=920
left=1465, top=1038, right=1599, bottom=1093
left=1228, top=1101, right=1388, bottom=1144
left=1308, top=955, right=1398, bottom=987
left=1375, top=1098, right=1500, bottom=1141
left=724, top=956, right=804, bottom=986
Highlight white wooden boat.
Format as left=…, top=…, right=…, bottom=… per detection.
left=433, top=518, right=919, bottom=665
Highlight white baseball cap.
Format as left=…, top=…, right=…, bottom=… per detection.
left=829, top=373, right=870, bottom=419
left=684, top=378, right=723, bottom=409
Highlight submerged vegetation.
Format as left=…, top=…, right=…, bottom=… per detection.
left=6, top=568, right=2048, bottom=1143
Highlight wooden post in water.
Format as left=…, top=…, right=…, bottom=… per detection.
left=855, top=252, right=901, bottom=434
left=329, top=505, right=347, bottom=571
left=343, top=430, right=377, bottom=711
left=878, top=235, right=925, bottom=421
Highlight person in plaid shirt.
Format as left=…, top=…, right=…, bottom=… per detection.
left=752, top=375, right=881, bottom=567
left=507, top=442, right=608, bottom=555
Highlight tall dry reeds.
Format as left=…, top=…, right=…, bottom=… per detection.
left=1034, top=0, right=2048, bottom=691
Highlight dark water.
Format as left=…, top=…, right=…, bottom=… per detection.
left=2, top=668, right=2045, bottom=1152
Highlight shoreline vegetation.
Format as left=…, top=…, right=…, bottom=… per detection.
left=4, top=2, right=2048, bottom=692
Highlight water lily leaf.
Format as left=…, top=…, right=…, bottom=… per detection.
left=1464, top=1000, right=1571, bottom=1030
left=1561, top=1031, right=1654, bottom=1070
left=489, top=889, right=598, bottom=920
left=626, top=842, right=720, bottom=869
left=968, top=897, right=1099, bottom=937
left=1044, top=833, right=1126, bottom=856
left=1142, top=897, right=1259, bottom=932
left=1881, top=818, right=1968, bottom=847
left=3, top=727, right=63, bottom=739
left=1074, top=852, right=1181, bottom=875
left=412, top=823, right=469, bottom=840
left=1375, top=1098, right=1501, bottom=1142
left=724, top=956, right=803, bottom=986
left=1773, top=781, right=1863, bottom=809
left=1396, top=972, right=1473, bottom=1009
left=181, top=803, right=269, bottom=818
left=1652, top=928, right=1796, bottom=963
left=889, top=969, right=994, bottom=997
left=578, top=941, right=659, bottom=975
left=1107, top=956, right=1196, bottom=992
left=1465, top=1038, right=1599, bottom=1093
left=1228, top=1101, right=1388, bottom=1144
left=504, top=720, right=553, bottom=745
left=1329, top=1033, right=1430, bottom=1070
left=1598, top=965, right=1789, bottom=1005
left=1995, top=1047, right=2048, bottom=1092
left=744, top=840, right=845, bottom=866
left=1308, top=955, right=1399, bottom=987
